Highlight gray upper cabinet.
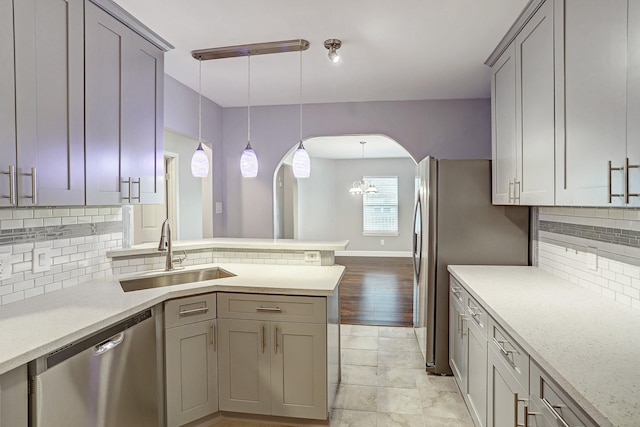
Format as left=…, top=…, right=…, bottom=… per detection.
left=85, top=1, right=164, bottom=205
left=626, top=1, right=640, bottom=207
left=8, top=0, right=85, bottom=206
left=555, top=0, right=628, bottom=206
left=0, top=0, right=16, bottom=208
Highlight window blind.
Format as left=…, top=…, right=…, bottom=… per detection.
left=363, top=176, right=398, bottom=234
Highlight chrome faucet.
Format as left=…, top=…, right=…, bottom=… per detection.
left=158, top=219, right=174, bottom=271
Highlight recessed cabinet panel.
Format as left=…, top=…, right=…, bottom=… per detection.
left=13, top=0, right=84, bottom=206
left=0, top=0, right=16, bottom=208
left=466, top=322, right=487, bottom=427
left=449, top=291, right=467, bottom=388
left=491, top=44, right=517, bottom=205
left=271, top=322, right=327, bottom=419
left=556, top=0, right=628, bottom=205
left=516, top=0, right=555, bottom=205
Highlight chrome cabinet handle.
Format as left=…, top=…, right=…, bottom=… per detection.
left=461, top=316, right=467, bottom=337
left=260, top=324, right=265, bottom=353
left=515, top=394, right=527, bottom=427
left=121, top=177, right=132, bottom=202
left=1, top=165, right=16, bottom=205
left=256, top=306, right=282, bottom=313
left=608, top=160, right=625, bottom=203
left=274, top=326, right=279, bottom=354
left=493, top=338, right=519, bottom=358
left=541, top=398, right=571, bottom=427
left=23, top=167, right=37, bottom=204
left=514, top=180, right=521, bottom=203
left=508, top=179, right=514, bottom=203
left=178, top=306, right=208, bottom=316
left=210, top=322, right=216, bottom=350
left=131, top=177, right=141, bottom=202
left=626, top=158, right=639, bottom=203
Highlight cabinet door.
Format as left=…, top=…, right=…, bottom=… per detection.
left=466, top=321, right=487, bottom=427
left=13, top=0, right=84, bottom=206
left=218, top=319, right=271, bottom=415
left=0, top=0, right=16, bottom=208
left=271, top=322, right=327, bottom=420
left=122, top=35, right=164, bottom=205
left=515, top=0, right=555, bottom=205
left=0, top=365, right=28, bottom=427
left=555, top=0, right=628, bottom=206
left=487, top=347, right=530, bottom=427
left=627, top=0, right=640, bottom=207
left=85, top=2, right=129, bottom=205
left=491, top=44, right=517, bottom=205
left=449, top=296, right=467, bottom=389
left=165, top=321, right=218, bottom=427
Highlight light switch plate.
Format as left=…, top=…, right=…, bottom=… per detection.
left=33, top=248, right=51, bottom=273
left=215, top=202, right=223, bottom=214
left=0, top=252, right=11, bottom=281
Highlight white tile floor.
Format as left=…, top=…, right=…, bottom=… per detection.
left=213, top=325, right=473, bottom=427
left=332, top=325, right=473, bottom=427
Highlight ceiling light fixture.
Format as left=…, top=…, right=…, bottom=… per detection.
left=292, top=43, right=310, bottom=178
left=349, top=141, right=377, bottom=195
left=324, top=38, right=342, bottom=64
left=191, top=59, right=210, bottom=178
left=240, top=54, right=258, bottom=178
left=192, top=39, right=309, bottom=60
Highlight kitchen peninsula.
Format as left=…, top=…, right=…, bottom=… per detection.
left=0, top=238, right=348, bottom=427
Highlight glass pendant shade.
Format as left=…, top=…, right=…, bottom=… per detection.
left=292, top=143, right=311, bottom=178
left=240, top=142, right=258, bottom=177
left=191, top=142, right=209, bottom=177
left=349, top=181, right=363, bottom=194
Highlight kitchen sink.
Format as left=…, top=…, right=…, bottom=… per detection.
left=120, top=267, right=235, bottom=292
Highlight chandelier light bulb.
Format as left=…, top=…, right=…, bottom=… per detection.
left=324, top=38, right=342, bottom=64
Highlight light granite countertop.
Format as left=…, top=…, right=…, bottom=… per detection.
left=0, top=263, right=344, bottom=376
left=106, top=238, right=350, bottom=258
left=448, top=265, right=640, bottom=427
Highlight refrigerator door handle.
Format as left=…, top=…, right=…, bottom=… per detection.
left=412, top=197, right=422, bottom=280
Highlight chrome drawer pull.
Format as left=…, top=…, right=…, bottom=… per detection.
left=541, top=397, right=572, bottom=427
left=515, top=394, right=529, bottom=427
left=178, top=306, right=208, bottom=316
left=493, top=338, right=519, bottom=361
left=256, top=306, right=282, bottom=313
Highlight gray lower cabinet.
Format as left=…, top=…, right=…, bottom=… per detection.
left=465, top=297, right=487, bottom=427
left=0, top=365, right=28, bottom=427
left=449, top=284, right=467, bottom=386
left=85, top=0, right=164, bottom=205
left=217, top=293, right=328, bottom=420
left=1, top=0, right=85, bottom=207
left=164, top=294, right=218, bottom=427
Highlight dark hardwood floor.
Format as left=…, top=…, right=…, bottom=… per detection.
left=336, top=256, right=414, bottom=327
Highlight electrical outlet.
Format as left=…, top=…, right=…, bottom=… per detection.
left=0, top=252, right=11, bottom=281
left=215, top=202, right=223, bottom=214
left=304, top=251, right=320, bottom=262
left=380, top=239, right=385, bottom=246
left=33, top=248, right=51, bottom=273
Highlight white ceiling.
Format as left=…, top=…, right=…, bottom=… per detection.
left=113, top=0, right=528, bottom=108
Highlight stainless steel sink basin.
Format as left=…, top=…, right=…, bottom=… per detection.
left=120, top=267, right=235, bottom=292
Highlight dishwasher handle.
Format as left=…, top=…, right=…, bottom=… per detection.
left=93, top=332, right=125, bottom=356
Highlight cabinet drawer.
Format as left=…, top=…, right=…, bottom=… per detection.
left=466, top=295, right=487, bottom=337
left=165, top=293, right=217, bottom=328
left=530, top=361, right=598, bottom=427
left=489, top=318, right=529, bottom=391
left=218, top=293, right=326, bottom=324
left=450, top=277, right=465, bottom=305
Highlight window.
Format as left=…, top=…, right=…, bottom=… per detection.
left=363, top=176, right=398, bottom=235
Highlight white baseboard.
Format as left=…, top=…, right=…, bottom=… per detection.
left=335, top=250, right=412, bottom=258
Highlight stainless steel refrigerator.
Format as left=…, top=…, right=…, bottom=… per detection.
left=412, top=158, right=529, bottom=375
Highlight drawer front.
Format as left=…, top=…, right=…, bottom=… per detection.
left=530, top=362, right=598, bottom=427
left=489, top=318, right=529, bottom=391
left=450, top=277, right=466, bottom=305
left=218, top=293, right=326, bottom=323
left=466, top=295, right=487, bottom=337
left=165, top=293, right=217, bottom=328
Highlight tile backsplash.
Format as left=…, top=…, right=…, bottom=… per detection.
left=536, top=207, right=640, bottom=310
left=0, top=207, right=122, bottom=306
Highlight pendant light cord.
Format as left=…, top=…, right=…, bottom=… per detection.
left=198, top=59, right=202, bottom=144
left=247, top=54, right=251, bottom=147
left=299, top=43, right=303, bottom=147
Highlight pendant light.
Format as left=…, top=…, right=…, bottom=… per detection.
left=349, top=141, right=377, bottom=195
left=191, top=59, right=210, bottom=177
left=292, top=45, right=311, bottom=178
left=240, top=54, right=259, bottom=178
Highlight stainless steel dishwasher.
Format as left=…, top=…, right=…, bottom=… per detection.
left=29, top=307, right=163, bottom=427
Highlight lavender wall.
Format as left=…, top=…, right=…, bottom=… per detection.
left=164, top=75, right=225, bottom=236
left=222, top=99, right=491, bottom=238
